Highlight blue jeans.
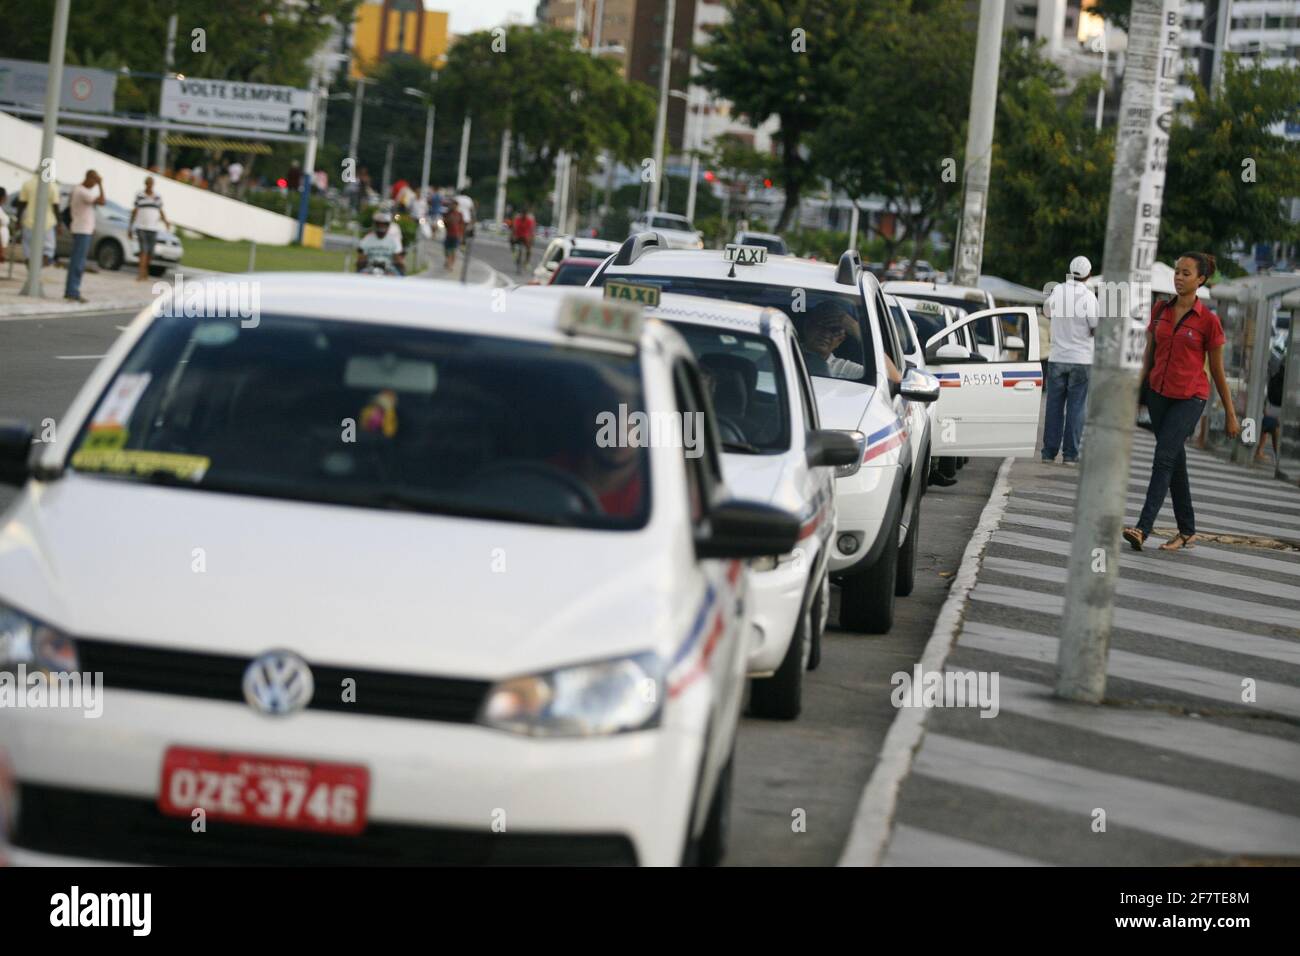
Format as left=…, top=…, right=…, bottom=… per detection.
left=1041, top=361, right=1091, bottom=461
left=65, top=233, right=92, bottom=299
left=1136, top=391, right=1205, bottom=536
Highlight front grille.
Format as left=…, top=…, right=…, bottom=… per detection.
left=14, top=783, right=638, bottom=866
left=77, top=638, right=491, bottom=723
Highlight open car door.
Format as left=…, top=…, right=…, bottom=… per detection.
left=923, top=307, right=1042, bottom=456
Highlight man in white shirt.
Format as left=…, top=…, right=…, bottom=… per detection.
left=65, top=169, right=105, bottom=303
left=129, top=176, right=170, bottom=281
left=1040, top=254, right=1100, bottom=464
left=799, top=300, right=866, bottom=380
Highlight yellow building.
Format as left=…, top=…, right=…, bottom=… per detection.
left=350, top=1, right=449, bottom=78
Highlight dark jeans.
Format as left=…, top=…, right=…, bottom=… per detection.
left=1041, top=361, right=1091, bottom=461
left=64, top=233, right=92, bottom=298
left=1136, top=390, right=1206, bottom=536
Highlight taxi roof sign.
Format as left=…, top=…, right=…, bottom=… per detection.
left=557, top=295, right=644, bottom=344
left=604, top=280, right=661, bottom=307
left=723, top=243, right=768, bottom=266
left=904, top=299, right=945, bottom=315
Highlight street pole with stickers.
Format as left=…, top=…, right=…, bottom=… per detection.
left=1057, top=0, right=1183, bottom=703
left=951, top=0, right=1005, bottom=288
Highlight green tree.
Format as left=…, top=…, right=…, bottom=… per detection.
left=812, top=0, right=976, bottom=268
left=983, top=42, right=1113, bottom=286
left=695, top=0, right=866, bottom=231
left=1161, top=60, right=1300, bottom=257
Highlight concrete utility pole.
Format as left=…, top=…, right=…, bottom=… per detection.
left=420, top=102, right=436, bottom=196
left=952, top=0, right=1006, bottom=288
left=347, top=78, right=368, bottom=171
left=456, top=113, right=472, bottom=192
left=296, top=70, right=321, bottom=244
left=155, top=12, right=178, bottom=174
left=1057, top=0, right=1183, bottom=703
left=21, top=0, right=72, bottom=297
left=647, top=0, right=676, bottom=213
left=494, top=128, right=511, bottom=223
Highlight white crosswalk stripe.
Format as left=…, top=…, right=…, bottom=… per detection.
left=884, top=824, right=1053, bottom=866
left=1016, top=483, right=1300, bottom=529
left=1036, top=473, right=1300, bottom=510
left=1008, top=492, right=1290, bottom=539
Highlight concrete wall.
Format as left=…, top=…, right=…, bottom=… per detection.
left=1, top=110, right=297, bottom=244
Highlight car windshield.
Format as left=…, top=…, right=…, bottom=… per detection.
left=738, top=235, right=788, bottom=255
left=905, top=292, right=995, bottom=346
left=67, top=314, right=650, bottom=529
left=651, top=215, right=691, bottom=231
left=551, top=260, right=600, bottom=286
left=665, top=321, right=790, bottom=453
left=604, top=274, right=875, bottom=385
left=571, top=245, right=613, bottom=260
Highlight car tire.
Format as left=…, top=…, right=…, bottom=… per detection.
left=895, top=491, right=920, bottom=597
left=749, top=599, right=809, bottom=720
left=838, top=518, right=899, bottom=634
left=939, top=456, right=958, bottom=479
left=682, top=747, right=733, bottom=867
left=149, top=263, right=168, bottom=277
left=807, top=569, right=828, bottom=672
left=95, top=239, right=123, bottom=271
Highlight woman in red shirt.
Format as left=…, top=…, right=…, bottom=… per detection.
left=1123, top=253, right=1240, bottom=552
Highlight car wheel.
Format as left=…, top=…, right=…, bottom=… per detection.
left=895, top=491, right=920, bottom=597
left=691, top=751, right=733, bottom=867
left=95, top=239, right=123, bottom=271
left=148, top=263, right=168, bottom=277
left=939, top=456, right=958, bottom=479
left=749, top=599, right=809, bottom=720
left=807, top=569, right=828, bottom=672
left=838, top=517, right=899, bottom=634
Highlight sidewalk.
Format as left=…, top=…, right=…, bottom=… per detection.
left=871, top=433, right=1300, bottom=865
left=0, top=264, right=163, bottom=317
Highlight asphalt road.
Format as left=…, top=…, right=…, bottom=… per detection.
left=0, top=303, right=1000, bottom=866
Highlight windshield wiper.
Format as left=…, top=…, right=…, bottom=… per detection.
left=376, top=490, right=582, bottom=526
left=721, top=439, right=761, bottom=454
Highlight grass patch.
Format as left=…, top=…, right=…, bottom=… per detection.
left=181, top=238, right=348, bottom=274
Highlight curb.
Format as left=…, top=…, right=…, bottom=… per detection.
left=837, top=456, right=1017, bottom=867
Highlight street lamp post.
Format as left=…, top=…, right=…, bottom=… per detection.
left=403, top=84, right=437, bottom=197
left=21, top=0, right=72, bottom=298
left=647, top=0, right=676, bottom=213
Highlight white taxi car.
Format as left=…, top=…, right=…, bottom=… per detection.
left=592, top=236, right=941, bottom=633
left=883, top=281, right=1003, bottom=360
left=0, top=276, right=801, bottom=867
left=531, top=235, right=621, bottom=285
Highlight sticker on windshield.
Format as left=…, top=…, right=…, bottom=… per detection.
left=91, top=372, right=151, bottom=431
left=70, top=449, right=211, bottom=482
left=81, top=426, right=128, bottom=451
left=360, top=390, right=399, bottom=438
left=193, top=322, right=240, bottom=347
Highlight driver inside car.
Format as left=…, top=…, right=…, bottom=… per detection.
left=799, top=300, right=867, bottom=380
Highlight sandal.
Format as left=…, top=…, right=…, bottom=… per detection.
left=1159, top=533, right=1199, bottom=552
left=1122, top=527, right=1146, bottom=551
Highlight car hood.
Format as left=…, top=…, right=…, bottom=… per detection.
left=810, top=376, right=877, bottom=432
left=719, top=452, right=787, bottom=505
left=0, top=476, right=678, bottom=679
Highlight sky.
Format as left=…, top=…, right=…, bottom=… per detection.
left=442, top=0, right=537, bottom=35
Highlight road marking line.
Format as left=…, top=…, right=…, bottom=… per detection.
left=982, top=554, right=1300, bottom=628
left=1008, top=493, right=1291, bottom=540
left=992, top=676, right=1300, bottom=784
left=960, top=621, right=1300, bottom=719
left=971, top=583, right=1300, bottom=664
left=838, top=456, right=1016, bottom=867
left=54, top=354, right=105, bottom=360
left=1001, top=512, right=1300, bottom=575
left=912, top=732, right=1300, bottom=856
left=1017, top=484, right=1300, bottom=530
left=883, top=824, right=1053, bottom=867
left=1035, top=473, right=1300, bottom=509
left=991, top=529, right=1300, bottom=600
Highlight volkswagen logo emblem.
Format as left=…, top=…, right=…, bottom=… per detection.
left=243, top=651, right=315, bottom=716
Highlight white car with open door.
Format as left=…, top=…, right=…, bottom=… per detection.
left=591, top=234, right=941, bottom=635
left=884, top=281, right=1005, bottom=361
left=921, top=306, right=1045, bottom=456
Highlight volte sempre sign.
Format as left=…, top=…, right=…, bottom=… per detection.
left=160, top=77, right=313, bottom=135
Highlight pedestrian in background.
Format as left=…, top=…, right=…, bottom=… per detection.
left=1124, top=252, right=1239, bottom=552
left=1040, top=255, right=1100, bottom=464
left=129, top=176, right=170, bottom=282
left=17, top=171, right=60, bottom=268
left=444, top=203, right=465, bottom=270
left=64, top=170, right=105, bottom=303
left=0, top=188, right=10, bottom=263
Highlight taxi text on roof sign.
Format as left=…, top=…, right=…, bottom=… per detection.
left=604, top=280, right=661, bottom=307
left=557, top=295, right=645, bottom=343
left=907, top=299, right=944, bottom=315
left=723, top=244, right=768, bottom=266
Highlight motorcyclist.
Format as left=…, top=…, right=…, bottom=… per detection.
left=357, top=210, right=405, bottom=275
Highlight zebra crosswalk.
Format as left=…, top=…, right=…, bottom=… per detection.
left=881, top=439, right=1300, bottom=866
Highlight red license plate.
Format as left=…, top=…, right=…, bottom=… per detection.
left=158, top=747, right=369, bottom=835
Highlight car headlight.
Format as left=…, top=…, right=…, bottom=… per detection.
left=479, top=652, right=662, bottom=737
left=0, top=604, right=78, bottom=675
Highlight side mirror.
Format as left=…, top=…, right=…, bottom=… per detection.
left=934, top=342, right=970, bottom=361
left=0, top=421, right=35, bottom=487
left=806, top=429, right=862, bottom=469
left=1005, top=335, right=1025, bottom=350
left=899, top=368, right=940, bottom=404
left=695, top=499, right=801, bottom=560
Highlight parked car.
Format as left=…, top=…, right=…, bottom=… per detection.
left=54, top=193, right=183, bottom=275
left=731, top=231, right=789, bottom=257
left=628, top=212, right=704, bottom=250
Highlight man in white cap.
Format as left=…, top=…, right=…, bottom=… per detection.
left=1040, top=255, right=1100, bottom=464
